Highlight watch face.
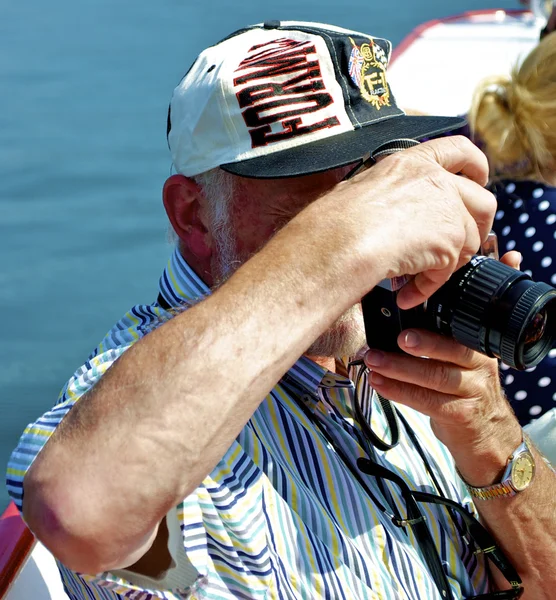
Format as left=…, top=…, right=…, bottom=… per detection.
left=511, top=453, right=535, bottom=491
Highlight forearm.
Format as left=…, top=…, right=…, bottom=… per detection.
left=450, top=417, right=556, bottom=598
left=23, top=215, right=379, bottom=572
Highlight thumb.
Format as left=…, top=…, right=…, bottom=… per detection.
left=500, top=250, right=522, bottom=271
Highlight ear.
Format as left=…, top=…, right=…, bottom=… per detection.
left=163, top=174, right=213, bottom=262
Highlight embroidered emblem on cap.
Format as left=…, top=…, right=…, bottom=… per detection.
left=348, top=38, right=391, bottom=110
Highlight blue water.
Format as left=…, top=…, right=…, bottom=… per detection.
left=0, top=0, right=522, bottom=512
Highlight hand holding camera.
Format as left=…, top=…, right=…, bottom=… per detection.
left=363, top=232, right=556, bottom=370
left=356, top=139, right=556, bottom=371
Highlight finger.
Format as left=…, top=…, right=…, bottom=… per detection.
left=415, top=136, right=490, bottom=186
left=396, top=329, right=490, bottom=370
left=397, top=267, right=455, bottom=309
left=396, top=217, right=481, bottom=309
left=451, top=175, right=497, bottom=244
left=367, top=372, right=465, bottom=422
left=500, top=251, right=522, bottom=270
left=364, top=349, right=477, bottom=396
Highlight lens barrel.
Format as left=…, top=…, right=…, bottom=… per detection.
left=427, top=256, right=556, bottom=370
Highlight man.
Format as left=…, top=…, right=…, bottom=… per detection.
left=7, top=21, right=556, bottom=599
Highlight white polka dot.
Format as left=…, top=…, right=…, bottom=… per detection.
left=541, top=256, right=553, bottom=268
left=500, top=362, right=510, bottom=371
left=506, top=240, right=516, bottom=250
left=549, top=349, right=556, bottom=358
left=514, top=390, right=528, bottom=400
left=524, top=269, right=533, bottom=277
left=514, top=199, right=524, bottom=209
left=518, top=213, right=529, bottom=223
left=532, top=241, right=544, bottom=252
left=553, top=230, right=556, bottom=240
left=495, top=210, right=504, bottom=220
left=539, top=200, right=550, bottom=211
left=553, top=392, right=556, bottom=401
left=524, top=227, right=536, bottom=238
left=538, top=377, right=552, bottom=387
left=526, top=366, right=537, bottom=373
left=502, top=225, right=511, bottom=236
left=505, top=374, right=514, bottom=385
left=506, top=182, right=516, bottom=193
left=532, top=188, right=544, bottom=198
left=551, top=274, right=556, bottom=285
left=547, top=214, right=556, bottom=225
left=529, top=405, right=543, bottom=416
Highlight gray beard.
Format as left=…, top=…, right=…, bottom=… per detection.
left=305, top=303, right=367, bottom=359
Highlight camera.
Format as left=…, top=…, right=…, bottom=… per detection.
left=362, top=234, right=556, bottom=370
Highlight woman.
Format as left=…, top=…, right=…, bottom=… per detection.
left=467, top=32, right=556, bottom=425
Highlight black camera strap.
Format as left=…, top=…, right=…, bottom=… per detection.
left=283, top=369, right=524, bottom=599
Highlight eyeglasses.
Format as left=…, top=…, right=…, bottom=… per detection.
left=290, top=362, right=524, bottom=599
left=341, top=152, right=374, bottom=181
left=341, top=139, right=422, bottom=182
left=357, top=457, right=524, bottom=599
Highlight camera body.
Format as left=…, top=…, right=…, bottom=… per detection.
left=362, top=274, right=429, bottom=354
left=361, top=236, right=556, bottom=370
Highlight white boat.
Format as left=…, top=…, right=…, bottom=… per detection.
left=388, top=7, right=543, bottom=115
left=0, top=8, right=545, bottom=599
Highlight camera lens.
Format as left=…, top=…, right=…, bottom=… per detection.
left=524, top=311, right=547, bottom=349
left=426, top=256, right=556, bottom=370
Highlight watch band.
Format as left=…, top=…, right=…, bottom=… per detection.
left=463, top=479, right=516, bottom=500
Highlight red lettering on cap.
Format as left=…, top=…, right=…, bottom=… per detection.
left=234, top=39, right=340, bottom=148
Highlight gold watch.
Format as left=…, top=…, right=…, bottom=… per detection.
left=461, top=438, right=536, bottom=500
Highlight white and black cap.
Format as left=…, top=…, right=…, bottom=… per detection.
left=167, top=21, right=465, bottom=178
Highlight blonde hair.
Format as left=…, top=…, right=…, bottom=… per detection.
left=468, top=32, right=556, bottom=182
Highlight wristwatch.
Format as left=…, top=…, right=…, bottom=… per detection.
left=461, top=437, right=536, bottom=500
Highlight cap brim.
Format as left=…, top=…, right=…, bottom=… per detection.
left=221, top=115, right=466, bottom=178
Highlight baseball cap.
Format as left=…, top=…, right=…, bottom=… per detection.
left=167, top=21, right=465, bottom=178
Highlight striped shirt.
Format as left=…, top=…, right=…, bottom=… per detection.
left=7, top=248, right=489, bottom=599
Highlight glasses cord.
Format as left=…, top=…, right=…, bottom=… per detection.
left=284, top=364, right=523, bottom=599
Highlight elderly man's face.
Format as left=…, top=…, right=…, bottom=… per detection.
left=215, top=164, right=367, bottom=359
left=224, top=166, right=351, bottom=262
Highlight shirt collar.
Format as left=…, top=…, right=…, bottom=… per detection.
left=158, top=247, right=210, bottom=309
left=157, top=249, right=354, bottom=395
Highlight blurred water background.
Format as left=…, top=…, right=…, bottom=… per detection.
left=1, top=0, right=523, bottom=511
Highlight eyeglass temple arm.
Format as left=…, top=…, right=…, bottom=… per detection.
left=413, top=491, right=522, bottom=591
left=358, top=458, right=522, bottom=593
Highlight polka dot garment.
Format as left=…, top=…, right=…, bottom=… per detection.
left=491, top=180, right=556, bottom=426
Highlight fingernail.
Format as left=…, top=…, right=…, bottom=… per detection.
left=365, top=350, right=384, bottom=367
left=403, top=330, right=421, bottom=348
left=370, top=372, right=385, bottom=386
left=517, top=252, right=523, bottom=266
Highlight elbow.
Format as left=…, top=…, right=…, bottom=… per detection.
left=22, top=470, right=152, bottom=574
left=23, top=486, right=112, bottom=574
